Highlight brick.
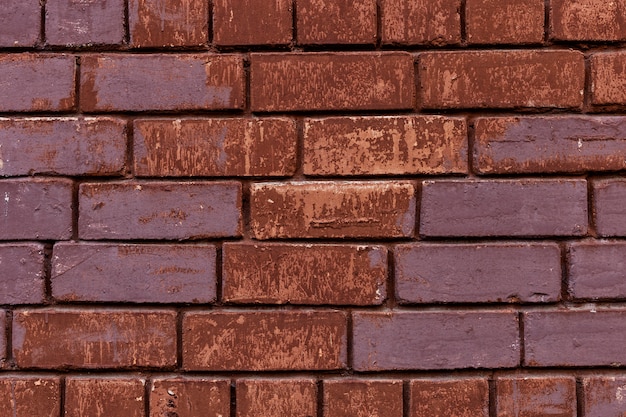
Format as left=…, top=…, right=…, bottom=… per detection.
left=46, top=0, right=124, bottom=46
left=52, top=243, right=216, bottom=303
left=419, top=51, right=585, bottom=109
left=150, top=378, right=230, bottom=417
left=0, top=54, right=75, bottom=112
left=380, top=0, right=461, bottom=45
left=591, top=52, right=626, bottom=106
left=0, top=312, right=4, bottom=364
left=551, top=0, right=626, bottom=41
left=79, top=181, right=241, bottom=240
left=395, top=243, right=561, bottom=304
left=467, top=0, right=544, bottom=44
left=474, top=116, right=626, bottom=174
left=251, top=181, right=415, bottom=239
left=583, top=376, right=626, bottom=417
left=182, top=311, right=347, bottom=370
left=13, top=309, right=177, bottom=369
left=0, top=0, right=40, bottom=47
left=213, top=0, right=291, bottom=46
left=129, top=0, right=208, bottom=47
left=0, top=117, right=126, bottom=177
left=134, top=118, right=296, bottom=177
left=324, top=379, right=403, bottom=417
left=250, top=53, right=414, bottom=112
left=0, top=243, right=45, bottom=305
left=80, top=54, right=244, bottom=112
left=568, top=241, right=626, bottom=300
left=0, top=178, right=73, bottom=240
left=0, top=376, right=60, bottom=417
left=237, top=379, right=317, bottom=417
left=410, top=378, right=489, bottom=417
left=594, top=179, right=626, bottom=236
left=496, top=376, right=576, bottom=417
left=524, top=310, right=626, bottom=366
left=297, top=0, right=376, bottom=44
left=353, top=311, right=519, bottom=370
left=65, top=377, right=144, bottom=417
left=420, top=179, right=588, bottom=237
left=303, top=116, right=467, bottom=176
left=223, top=243, right=387, bottom=305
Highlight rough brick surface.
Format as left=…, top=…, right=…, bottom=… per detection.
left=0, top=376, right=60, bottom=417
left=65, top=377, right=144, bottom=417
left=213, top=0, right=292, bottom=45
left=237, top=379, right=317, bottom=417
left=583, top=376, right=626, bottom=417
left=297, top=0, right=376, bottom=45
left=568, top=241, right=626, bottom=300
left=324, top=380, right=403, bottom=417
left=0, top=243, right=45, bottom=305
left=591, top=52, right=626, bottom=106
left=467, top=0, right=544, bottom=44
left=0, top=0, right=41, bottom=47
left=46, top=0, right=124, bottom=46
left=150, top=378, right=230, bottom=417
left=0, top=312, right=4, bottom=364
left=410, top=378, right=489, bottom=417
left=551, top=0, right=626, bottom=41
left=593, top=179, right=626, bottom=236
left=497, top=376, right=576, bottom=417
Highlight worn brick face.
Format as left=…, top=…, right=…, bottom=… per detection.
left=0, top=376, right=60, bottom=417
left=583, top=376, right=626, bottom=417
left=591, top=52, right=626, bottom=106
left=551, top=0, right=626, bottom=41
left=593, top=179, right=626, bottom=236
left=496, top=377, right=576, bottom=417
left=213, top=0, right=292, bottom=45
left=150, top=378, right=230, bottom=417
left=324, top=380, right=403, bottom=417
left=0, top=0, right=41, bottom=47
left=237, top=379, right=318, bottom=417
left=568, top=241, right=626, bottom=300
left=297, top=0, right=376, bottom=45
left=0, top=243, right=45, bottom=305
left=467, top=0, right=544, bottom=44
left=410, top=378, right=489, bottom=417
left=65, top=377, right=144, bottom=417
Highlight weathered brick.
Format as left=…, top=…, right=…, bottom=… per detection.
left=0, top=178, right=73, bottom=240
left=568, top=241, right=626, bottom=300
left=250, top=53, right=414, bottom=111
left=0, top=117, right=126, bottom=176
left=0, top=0, right=41, bottom=47
left=324, top=379, right=403, bottom=417
left=251, top=181, right=415, bottom=239
left=419, top=51, right=585, bottom=109
left=583, top=376, right=626, bottom=417
left=524, top=310, right=626, bottom=366
left=380, top=0, right=461, bottom=45
left=52, top=243, right=216, bottom=303
left=0, top=55, right=75, bottom=112
left=13, top=309, right=177, bottom=369
left=0, top=243, right=45, bottom=305
left=304, top=116, right=467, bottom=176
left=223, top=243, right=387, bottom=305
left=129, top=0, right=209, bottom=47
left=79, top=181, right=241, bottom=240
left=150, top=378, right=230, bottom=417
left=213, top=0, right=292, bottom=45
left=594, top=179, right=626, bottom=236
left=0, top=312, right=4, bottom=363
left=467, top=0, right=544, bottom=44
left=297, top=0, right=376, bottom=44
left=134, top=118, right=296, bottom=177
left=80, top=54, right=244, bottom=111
left=183, top=311, right=347, bottom=370
left=591, top=52, right=626, bottom=106
left=410, top=378, right=489, bottom=417
left=353, top=311, right=519, bottom=370
left=496, top=376, right=576, bottom=417
left=0, top=376, right=60, bottom=417
left=237, top=379, right=317, bottom=417
left=65, top=377, right=144, bottom=417
left=551, top=0, right=626, bottom=41
left=420, top=179, right=588, bottom=237
left=395, top=243, right=561, bottom=303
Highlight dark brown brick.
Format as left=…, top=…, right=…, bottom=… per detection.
left=46, top=0, right=124, bottom=46
left=250, top=53, right=414, bottom=112
left=150, top=377, right=230, bottom=417
left=420, top=179, right=588, bottom=237
left=134, top=118, right=296, bottom=177
left=496, top=376, right=576, bottom=417
left=583, top=376, right=626, bottom=417
left=551, top=0, right=626, bottom=41
left=594, top=179, right=626, bottom=236
left=353, top=311, right=519, bottom=370
left=213, top=0, right=292, bottom=45
left=297, top=0, right=376, bottom=44
left=467, top=0, right=544, bottom=44
left=0, top=0, right=41, bottom=47
left=410, top=378, right=489, bottom=417
left=591, top=52, right=626, bottom=106
left=65, top=377, right=144, bottom=417
left=0, top=244, right=45, bottom=305
left=237, top=379, right=317, bottom=417
left=0, top=376, right=60, bottom=417
left=568, top=241, right=626, bottom=300
left=324, top=379, right=403, bottom=417
left=183, top=311, right=347, bottom=370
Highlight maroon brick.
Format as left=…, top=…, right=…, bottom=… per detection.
left=13, top=309, right=177, bottom=369
left=213, top=0, right=292, bottom=45
left=568, top=241, right=626, bottom=300
left=0, top=0, right=41, bottom=47
left=420, top=179, right=588, bottom=237
left=467, top=0, right=544, bottom=44
left=0, top=244, right=45, bottom=305
left=80, top=54, right=244, bottom=112
left=551, top=0, right=626, bottom=41
left=395, top=243, right=561, bottom=304
left=303, top=116, right=468, bottom=176
left=583, top=376, right=626, bottom=417
left=134, top=118, right=296, bottom=177
left=250, top=53, right=414, bottom=112
left=410, top=378, right=489, bottom=417
left=496, top=376, right=576, bottom=417
left=353, top=311, right=519, bottom=370
left=591, top=52, right=626, bottom=106
left=0, top=376, right=60, bottom=417
left=297, top=0, right=376, bottom=45
left=150, top=378, right=230, bottom=417
left=237, top=379, right=317, bottom=417
left=46, top=0, right=124, bottom=46
left=324, top=380, right=403, bottom=417
left=79, top=181, right=241, bottom=240
left=419, top=51, right=585, bottom=109
left=52, top=243, right=216, bottom=303
left=183, top=311, right=347, bottom=370
left=594, top=179, right=626, bottom=236
left=0, top=312, right=5, bottom=364
left=250, top=181, right=415, bottom=239
left=0, top=178, right=73, bottom=240
left=65, top=377, right=144, bottom=417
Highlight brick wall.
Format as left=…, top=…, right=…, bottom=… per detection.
left=1, top=0, right=626, bottom=416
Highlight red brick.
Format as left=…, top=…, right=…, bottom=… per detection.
left=129, top=0, right=209, bottom=47
left=237, top=379, right=317, bottom=417
left=420, top=179, right=588, bottom=237
left=213, top=0, right=292, bottom=45
left=150, top=377, right=230, bottom=417
left=303, top=116, right=467, bottom=176
left=0, top=0, right=41, bottom=47
left=524, top=310, right=626, bottom=366
left=591, top=52, right=626, bottom=106
left=0, top=376, right=60, bottom=417
left=80, top=54, right=244, bottom=112
left=46, top=0, right=124, bottom=46
left=419, top=51, right=585, bottom=109
left=51, top=243, right=216, bottom=303
left=324, top=379, right=403, bottom=417
left=551, top=0, right=626, bottom=41
left=251, top=181, right=415, bottom=239
left=65, top=377, right=144, bottom=417
left=395, top=243, right=561, bottom=304
left=594, top=179, right=626, bottom=236
left=222, top=243, right=387, bottom=305
left=183, top=311, right=347, bottom=370
left=0, top=117, right=126, bottom=176
left=569, top=241, right=626, bottom=300
left=410, top=378, right=489, bottom=417
left=496, top=376, right=576, bottom=417
left=0, top=178, right=73, bottom=240
left=353, top=311, right=519, bottom=370
left=78, top=181, right=241, bottom=240
left=13, top=309, right=177, bottom=369
left=134, top=118, right=296, bottom=177
left=583, top=376, right=626, bottom=417
left=297, top=0, right=376, bottom=45
left=380, top=0, right=461, bottom=45
left=467, top=0, right=544, bottom=44
left=250, top=53, right=414, bottom=112
left=0, top=54, right=75, bottom=112
left=0, top=244, right=45, bottom=305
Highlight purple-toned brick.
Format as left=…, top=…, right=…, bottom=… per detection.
left=594, top=179, right=626, bottom=236
left=583, top=376, right=626, bottom=417
left=0, top=0, right=41, bottom=47
left=496, top=376, right=576, bottom=417
left=568, top=241, right=626, bottom=300
left=0, top=244, right=45, bottom=305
